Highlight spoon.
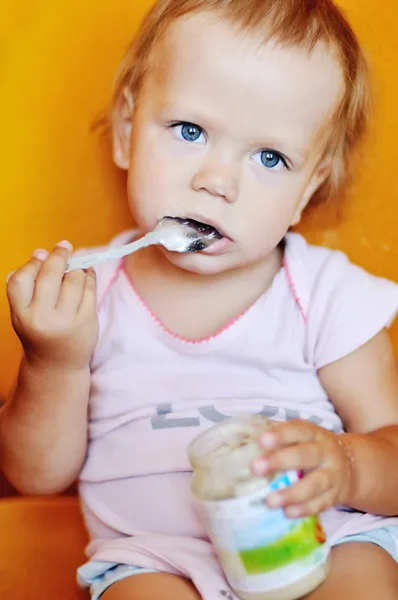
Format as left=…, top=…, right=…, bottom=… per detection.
left=65, top=217, right=222, bottom=272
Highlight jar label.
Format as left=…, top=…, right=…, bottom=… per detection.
left=201, top=472, right=329, bottom=593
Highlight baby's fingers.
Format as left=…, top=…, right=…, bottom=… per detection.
left=33, top=241, right=72, bottom=308
left=252, top=442, right=323, bottom=477
left=259, top=420, right=322, bottom=451
left=284, top=489, right=336, bottom=519
left=56, top=269, right=87, bottom=314
left=7, top=250, right=49, bottom=310
left=78, top=268, right=97, bottom=315
left=266, top=470, right=333, bottom=512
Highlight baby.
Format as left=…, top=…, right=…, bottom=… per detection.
left=2, top=0, right=398, bottom=599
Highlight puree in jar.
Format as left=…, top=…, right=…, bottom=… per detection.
left=188, top=415, right=330, bottom=600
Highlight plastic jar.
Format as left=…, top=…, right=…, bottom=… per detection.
left=188, top=415, right=330, bottom=600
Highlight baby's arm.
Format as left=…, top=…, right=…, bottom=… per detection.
left=318, top=327, right=398, bottom=515
left=253, top=329, right=398, bottom=517
left=0, top=243, right=98, bottom=495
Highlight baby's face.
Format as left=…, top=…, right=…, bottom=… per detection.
left=122, top=12, right=344, bottom=274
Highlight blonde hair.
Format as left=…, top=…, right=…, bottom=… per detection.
left=112, top=0, right=372, bottom=206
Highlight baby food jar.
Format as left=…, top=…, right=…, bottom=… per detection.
left=188, top=415, right=330, bottom=600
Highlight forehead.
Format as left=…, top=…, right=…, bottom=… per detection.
left=148, top=12, right=345, bottom=147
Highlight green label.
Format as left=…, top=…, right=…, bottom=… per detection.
left=239, top=516, right=326, bottom=574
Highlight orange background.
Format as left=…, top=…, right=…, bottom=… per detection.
left=0, top=0, right=397, bottom=398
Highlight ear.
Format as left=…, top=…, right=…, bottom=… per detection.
left=112, top=87, right=135, bottom=170
left=290, top=154, right=333, bottom=226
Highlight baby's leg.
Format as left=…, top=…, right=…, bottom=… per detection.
left=306, top=542, right=398, bottom=599
left=101, top=572, right=201, bottom=600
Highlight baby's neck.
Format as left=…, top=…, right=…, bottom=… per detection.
left=124, top=246, right=283, bottom=340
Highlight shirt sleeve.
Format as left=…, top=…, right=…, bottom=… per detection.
left=306, top=250, right=398, bottom=370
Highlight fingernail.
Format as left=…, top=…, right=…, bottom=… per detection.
left=6, top=270, right=15, bottom=283
left=260, top=433, right=277, bottom=449
left=56, top=240, right=73, bottom=251
left=252, top=458, right=268, bottom=476
left=32, top=249, right=49, bottom=261
left=267, top=493, right=282, bottom=508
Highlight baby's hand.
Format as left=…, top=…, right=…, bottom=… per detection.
left=7, top=241, right=99, bottom=371
left=251, top=420, right=353, bottom=518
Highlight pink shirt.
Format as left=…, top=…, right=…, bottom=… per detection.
left=78, top=231, right=398, bottom=596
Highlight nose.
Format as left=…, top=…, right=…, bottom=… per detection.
left=190, top=158, right=239, bottom=203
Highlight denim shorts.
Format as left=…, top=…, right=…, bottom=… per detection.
left=77, top=526, right=398, bottom=600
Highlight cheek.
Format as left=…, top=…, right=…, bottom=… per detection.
left=235, top=183, right=304, bottom=250
left=130, top=134, right=161, bottom=186
left=130, top=131, right=185, bottom=195
left=238, top=188, right=291, bottom=231
left=126, top=158, right=188, bottom=232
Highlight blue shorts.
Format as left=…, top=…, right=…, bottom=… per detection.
left=77, top=526, right=398, bottom=600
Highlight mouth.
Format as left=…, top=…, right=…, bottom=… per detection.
left=163, top=216, right=225, bottom=240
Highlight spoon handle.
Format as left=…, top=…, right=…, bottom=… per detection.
left=65, top=231, right=157, bottom=272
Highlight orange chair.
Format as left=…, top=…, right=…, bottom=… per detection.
left=0, top=497, right=88, bottom=599
left=1, top=1, right=398, bottom=599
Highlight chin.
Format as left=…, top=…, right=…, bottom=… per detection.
left=163, top=249, right=237, bottom=275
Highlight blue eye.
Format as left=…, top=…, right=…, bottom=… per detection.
left=253, top=149, right=287, bottom=171
left=181, top=124, right=202, bottom=142
left=261, top=151, right=281, bottom=168
left=173, top=122, right=204, bottom=143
